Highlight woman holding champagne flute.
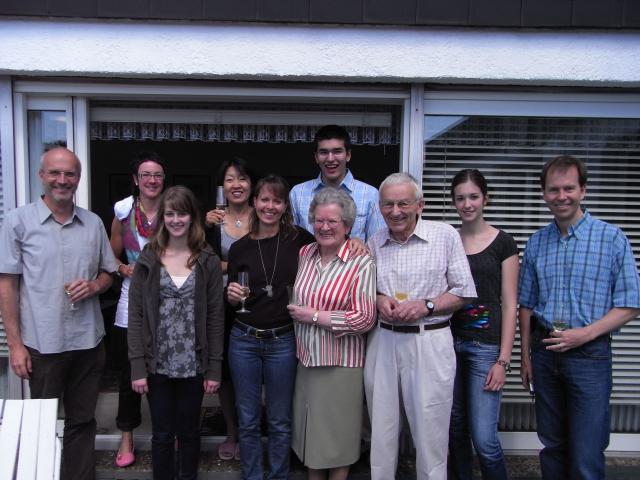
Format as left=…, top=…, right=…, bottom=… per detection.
left=226, top=174, right=314, bottom=480
left=204, top=157, right=256, bottom=461
left=448, top=169, right=519, bottom=480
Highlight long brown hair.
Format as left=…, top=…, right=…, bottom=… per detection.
left=150, top=186, right=207, bottom=267
left=249, top=174, right=297, bottom=239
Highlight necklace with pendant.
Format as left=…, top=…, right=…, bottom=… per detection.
left=257, top=232, right=280, bottom=298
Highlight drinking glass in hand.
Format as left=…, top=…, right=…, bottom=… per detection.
left=215, top=186, right=228, bottom=225
left=238, top=271, right=250, bottom=313
left=64, top=283, right=79, bottom=311
left=552, top=319, right=567, bottom=332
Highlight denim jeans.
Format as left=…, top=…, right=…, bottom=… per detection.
left=228, top=325, right=297, bottom=480
left=448, top=339, right=508, bottom=480
left=146, top=374, right=204, bottom=480
left=531, top=330, right=612, bottom=480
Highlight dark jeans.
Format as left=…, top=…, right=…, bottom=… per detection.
left=112, top=325, right=142, bottom=432
left=28, top=341, right=105, bottom=480
left=449, top=339, right=508, bottom=480
left=147, top=373, right=204, bottom=480
left=228, top=326, right=297, bottom=480
left=531, top=329, right=612, bottom=480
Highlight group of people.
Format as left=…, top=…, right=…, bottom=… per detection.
left=0, top=123, right=638, bottom=480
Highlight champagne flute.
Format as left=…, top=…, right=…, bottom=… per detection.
left=237, top=271, right=250, bottom=313
left=64, top=282, right=79, bottom=311
left=215, top=186, right=228, bottom=225
left=286, top=285, right=298, bottom=306
left=553, top=304, right=567, bottom=332
left=394, top=291, right=408, bottom=302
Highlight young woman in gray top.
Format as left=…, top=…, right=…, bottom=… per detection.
left=128, top=186, right=225, bottom=480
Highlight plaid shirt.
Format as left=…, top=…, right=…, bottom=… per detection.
left=290, top=170, right=385, bottom=242
left=518, top=211, right=640, bottom=329
left=367, top=219, right=477, bottom=325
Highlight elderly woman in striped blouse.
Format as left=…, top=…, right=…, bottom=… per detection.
left=287, top=187, right=377, bottom=480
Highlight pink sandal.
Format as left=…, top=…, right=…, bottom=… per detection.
left=218, top=440, right=236, bottom=461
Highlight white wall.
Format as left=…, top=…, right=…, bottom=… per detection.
left=0, top=19, right=639, bottom=86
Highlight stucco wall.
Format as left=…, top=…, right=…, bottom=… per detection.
left=0, top=19, right=639, bottom=86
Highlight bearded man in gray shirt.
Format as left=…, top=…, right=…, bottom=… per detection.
left=0, top=147, right=117, bottom=480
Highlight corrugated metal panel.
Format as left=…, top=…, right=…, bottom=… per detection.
left=423, top=116, right=640, bottom=428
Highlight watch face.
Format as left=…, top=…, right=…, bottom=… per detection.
left=427, top=301, right=435, bottom=310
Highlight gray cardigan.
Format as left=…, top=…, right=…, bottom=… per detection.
left=128, top=244, right=224, bottom=382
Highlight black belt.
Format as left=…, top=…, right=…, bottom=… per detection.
left=379, top=320, right=450, bottom=334
left=233, top=320, right=294, bottom=339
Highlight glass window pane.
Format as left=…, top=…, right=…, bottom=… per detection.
left=27, top=110, right=67, bottom=202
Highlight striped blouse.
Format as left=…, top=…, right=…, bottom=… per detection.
left=293, top=241, right=377, bottom=368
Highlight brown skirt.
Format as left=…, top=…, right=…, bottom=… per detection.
left=291, top=363, right=364, bottom=469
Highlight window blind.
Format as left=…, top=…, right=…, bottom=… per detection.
left=423, top=115, right=640, bottom=431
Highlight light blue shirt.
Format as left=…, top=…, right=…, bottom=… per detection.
left=0, top=198, right=118, bottom=353
left=290, top=170, right=385, bottom=241
left=518, top=211, right=640, bottom=329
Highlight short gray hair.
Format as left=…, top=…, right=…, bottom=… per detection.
left=379, top=172, right=421, bottom=201
left=308, top=187, right=357, bottom=229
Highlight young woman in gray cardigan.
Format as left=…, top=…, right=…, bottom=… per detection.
left=128, top=185, right=225, bottom=480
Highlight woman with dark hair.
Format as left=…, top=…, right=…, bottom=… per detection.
left=128, top=185, right=225, bottom=480
left=448, top=169, right=519, bottom=480
left=226, top=174, right=314, bottom=480
left=204, top=157, right=256, bottom=461
left=110, top=151, right=166, bottom=467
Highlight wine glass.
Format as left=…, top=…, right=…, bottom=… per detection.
left=64, top=282, right=79, bottom=311
left=394, top=291, right=408, bottom=303
left=237, top=271, right=250, bottom=313
left=215, top=186, right=228, bottom=225
left=553, top=304, right=567, bottom=332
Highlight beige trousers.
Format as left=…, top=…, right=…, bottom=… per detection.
left=364, top=325, right=456, bottom=480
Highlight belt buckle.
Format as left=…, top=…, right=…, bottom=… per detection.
left=254, top=328, right=264, bottom=339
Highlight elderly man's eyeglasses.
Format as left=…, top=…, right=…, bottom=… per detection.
left=138, top=172, right=165, bottom=180
left=380, top=199, right=419, bottom=210
left=313, top=219, right=341, bottom=228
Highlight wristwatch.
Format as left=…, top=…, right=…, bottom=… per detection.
left=495, top=359, right=511, bottom=373
left=312, top=311, right=320, bottom=324
left=424, top=299, right=435, bottom=316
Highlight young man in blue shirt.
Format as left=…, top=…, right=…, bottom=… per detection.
left=518, top=155, right=640, bottom=480
left=290, top=125, right=384, bottom=242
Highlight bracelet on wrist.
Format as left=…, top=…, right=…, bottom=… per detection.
left=495, top=359, right=511, bottom=373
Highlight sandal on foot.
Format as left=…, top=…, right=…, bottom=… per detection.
left=218, top=441, right=236, bottom=461
left=115, top=450, right=135, bottom=468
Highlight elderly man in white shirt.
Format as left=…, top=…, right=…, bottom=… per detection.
left=365, top=172, right=476, bottom=480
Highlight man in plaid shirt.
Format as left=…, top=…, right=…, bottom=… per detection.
left=365, top=172, right=476, bottom=480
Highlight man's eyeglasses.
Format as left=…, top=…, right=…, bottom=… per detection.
left=313, top=219, right=341, bottom=228
left=138, top=172, right=165, bottom=180
left=380, top=199, right=419, bottom=211
left=44, top=170, right=78, bottom=179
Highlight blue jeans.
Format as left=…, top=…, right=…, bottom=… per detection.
left=448, top=339, right=508, bottom=480
left=531, top=330, right=612, bottom=480
left=146, top=374, right=204, bottom=480
left=228, top=326, right=297, bottom=480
